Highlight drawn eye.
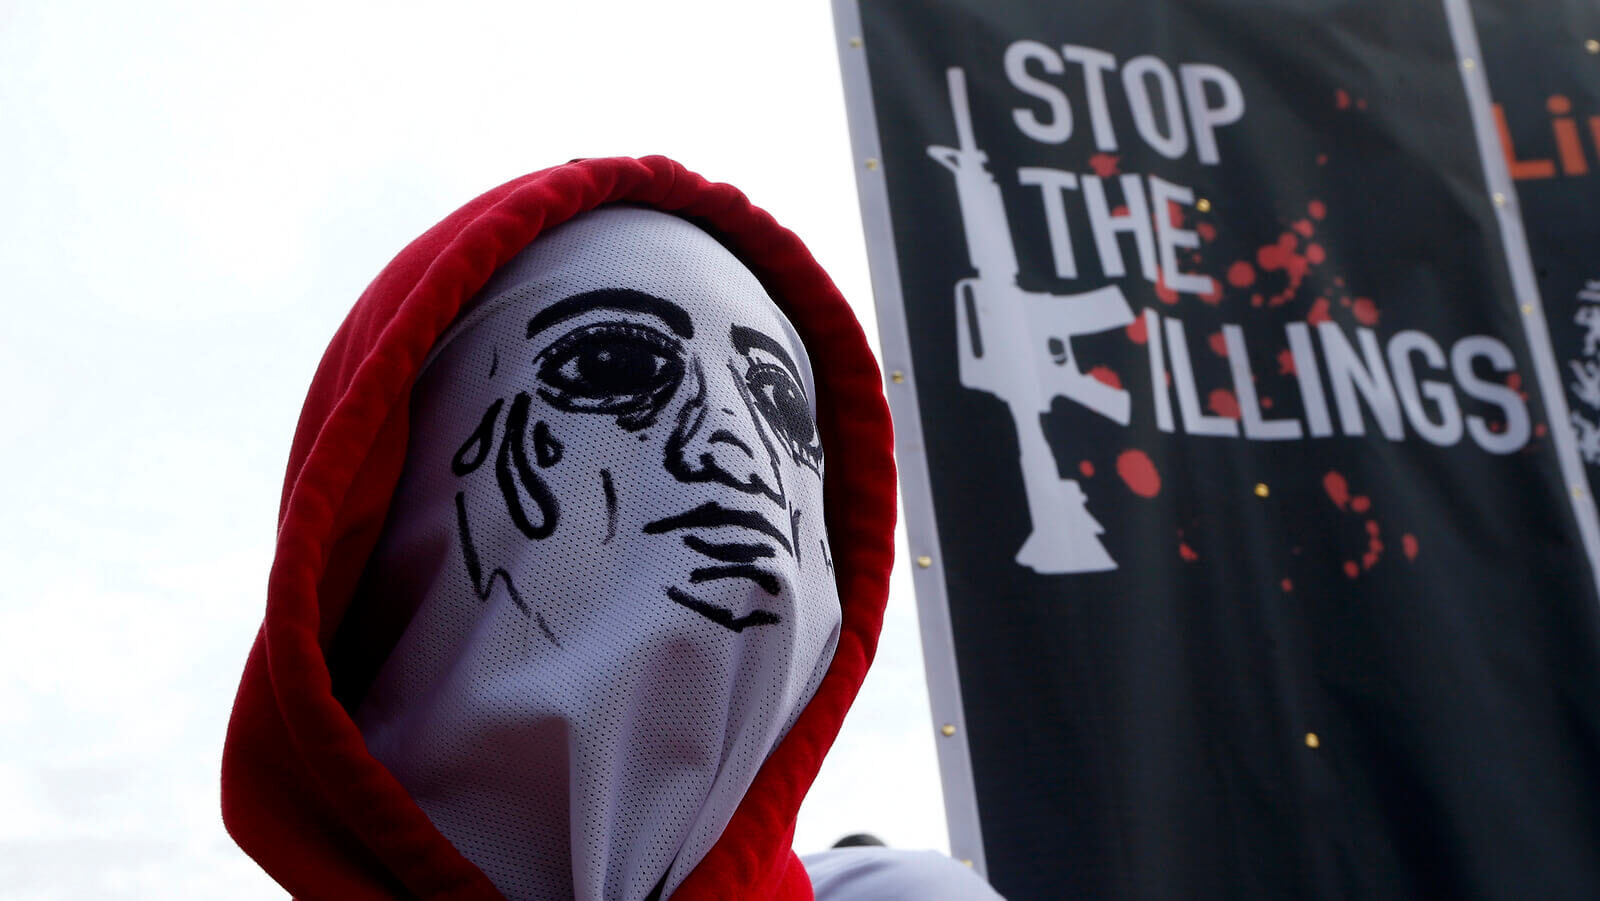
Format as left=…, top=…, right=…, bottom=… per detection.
left=535, top=322, right=684, bottom=425
left=746, top=362, right=823, bottom=470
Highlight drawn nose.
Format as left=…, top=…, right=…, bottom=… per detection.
left=666, top=363, right=785, bottom=505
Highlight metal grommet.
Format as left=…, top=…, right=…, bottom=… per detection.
left=1253, top=483, right=1270, bottom=498
left=1586, top=38, right=1599, bottom=54
left=890, top=370, right=905, bottom=384
left=940, top=724, right=957, bottom=737
left=848, top=36, right=863, bottom=48
left=864, top=158, right=879, bottom=171
left=1462, top=57, right=1476, bottom=70
left=1305, top=732, right=1320, bottom=748
left=1521, top=304, right=1534, bottom=315
left=1196, top=198, right=1212, bottom=213
left=916, top=555, right=933, bottom=568
left=1492, top=192, right=1507, bottom=207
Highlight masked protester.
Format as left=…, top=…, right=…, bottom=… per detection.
left=221, top=158, right=1003, bottom=900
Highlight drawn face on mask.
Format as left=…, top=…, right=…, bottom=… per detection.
left=435, top=206, right=834, bottom=644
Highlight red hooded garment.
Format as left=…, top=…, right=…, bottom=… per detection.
left=220, top=156, right=897, bottom=900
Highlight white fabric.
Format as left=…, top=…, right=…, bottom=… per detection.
left=801, top=849, right=1009, bottom=901
left=355, top=206, right=841, bottom=901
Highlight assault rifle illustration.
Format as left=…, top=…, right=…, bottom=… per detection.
left=928, top=67, right=1135, bottom=574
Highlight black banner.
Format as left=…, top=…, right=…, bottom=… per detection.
left=850, top=1, right=1600, bottom=897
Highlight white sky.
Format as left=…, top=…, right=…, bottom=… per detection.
left=0, top=1, right=944, bottom=896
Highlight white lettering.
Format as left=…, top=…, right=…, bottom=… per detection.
left=1081, top=174, right=1158, bottom=282
left=1148, top=176, right=1216, bottom=296
left=1006, top=41, right=1071, bottom=144
left=1018, top=167, right=1080, bottom=279
left=1452, top=335, right=1530, bottom=454
left=1165, top=317, right=1238, bottom=436
left=1178, top=64, right=1245, bottom=165
left=1122, top=55, right=1188, bottom=159
left=1387, top=330, right=1464, bottom=446
left=1319, top=323, right=1405, bottom=440
left=1146, top=308, right=1174, bottom=432
left=1062, top=45, right=1119, bottom=151
left=1224, top=325, right=1302, bottom=439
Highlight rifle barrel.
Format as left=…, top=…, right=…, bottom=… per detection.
left=946, top=67, right=976, bottom=153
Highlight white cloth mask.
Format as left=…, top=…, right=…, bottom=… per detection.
left=354, top=206, right=842, bottom=901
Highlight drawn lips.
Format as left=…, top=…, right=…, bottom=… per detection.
left=643, top=502, right=788, bottom=632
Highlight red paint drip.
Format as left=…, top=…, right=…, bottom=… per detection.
left=1117, top=449, right=1161, bottom=498
left=1197, top=222, right=1217, bottom=242
left=1227, top=261, right=1256, bottom=288
left=1154, top=272, right=1178, bottom=305
left=1536, top=422, right=1548, bottom=438
left=1305, top=243, right=1326, bottom=264
left=1208, top=331, right=1229, bottom=357
left=1402, top=534, right=1419, bottom=561
left=1088, top=153, right=1121, bottom=177
left=1278, top=347, right=1297, bottom=375
left=1308, top=200, right=1327, bottom=220
left=1079, top=460, right=1095, bottom=478
left=1307, top=297, right=1331, bottom=325
left=1343, top=560, right=1359, bottom=579
left=1208, top=388, right=1241, bottom=419
left=1365, top=519, right=1380, bottom=537
left=1352, top=297, right=1379, bottom=326
left=1166, top=200, right=1185, bottom=228
left=1316, top=153, right=1329, bottom=166
left=1200, top=278, right=1223, bottom=305
left=1261, top=396, right=1274, bottom=409
left=1281, top=578, right=1293, bottom=592
left=1292, top=219, right=1314, bottom=238
left=1336, top=89, right=1351, bottom=110
left=1090, top=365, right=1123, bottom=389
left=1351, top=495, right=1371, bottom=513
left=1507, top=372, right=1522, bottom=391
left=1125, top=315, right=1148, bottom=344
left=1180, top=542, right=1199, bottom=562
left=1324, top=471, right=1350, bottom=510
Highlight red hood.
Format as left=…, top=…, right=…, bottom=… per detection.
left=221, top=156, right=897, bottom=900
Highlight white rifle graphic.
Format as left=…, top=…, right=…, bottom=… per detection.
left=928, top=67, right=1136, bottom=574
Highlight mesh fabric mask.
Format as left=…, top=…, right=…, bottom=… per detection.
left=354, top=206, right=843, bottom=901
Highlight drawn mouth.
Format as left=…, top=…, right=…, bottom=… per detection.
left=643, top=503, right=788, bottom=631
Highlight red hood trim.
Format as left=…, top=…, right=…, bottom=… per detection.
left=221, top=157, right=897, bottom=899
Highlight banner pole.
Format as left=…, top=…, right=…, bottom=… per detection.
left=829, top=0, right=990, bottom=875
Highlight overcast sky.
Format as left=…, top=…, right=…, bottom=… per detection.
left=0, top=2, right=945, bottom=896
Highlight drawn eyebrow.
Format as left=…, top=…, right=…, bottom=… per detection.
left=730, top=324, right=803, bottom=389
left=526, top=288, right=694, bottom=340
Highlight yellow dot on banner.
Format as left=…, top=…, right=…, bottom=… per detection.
left=1586, top=39, right=1599, bottom=54
left=891, top=370, right=905, bottom=384
left=961, top=859, right=974, bottom=868
left=1196, top=198, right=1212, bottom=213
left=1521, top=304, right=1534, bottom=315
left=1254, top=482, right=1270, bottom=498
left=865, top=158, right=879, bottom=171
left=1576, top=487, right=1586, bottom=499
left=916, top=555, right=932, bottom=568
left=849, top=36, right=863, bottom=48
left=1305, top=732, right=1321, bottom=748
left=941, top=724, right=957, bottom=737
left=1462, top=58, right=1476, bottom=70
left=1493, top=192, right=1507, bottom=207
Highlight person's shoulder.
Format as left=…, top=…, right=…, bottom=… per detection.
left=800, top=847, right=1007, bottom=900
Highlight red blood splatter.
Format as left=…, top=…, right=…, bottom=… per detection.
left=1324, top=471, right=1350, bottom=510
left=1112, top=204, right=1130, bottom=218
left=1536, top=422, right=1548, bottom=437
left=1118, top=449, right=1161, bottom=498
left=1251, top=293, right=1264, bottom=308
left=1308, top=200, right=1327, bottom=220
left=1292, top=219, right=1314, bottom=238
left=1336, top=89, right=1351, bottom=110
left=1352, top=297, right=1379, bottom=326
left=1507, top=372, right=1522, bottom=391
left=1208, top=389, right=1241, bottom=419
left=1351, top=495, right=1371, bottom=513
left=1154, top=273, right=1178, bottom=305
left=1261, top=396, right=1274, bottom=409
left=1079, top=460, right=1095, bottom=477
left=1199, top=278, right=1223, bottom=305
left=1340, top=296, right=1352, bottom=307
left=1356, top=98, right=1367, bottom=110
left=1126, top=315, right=1148, bottom=344
left=1305, top=243, right=1326, bottom=264
left=1361, top=550, right=1379, bottom=570
left=1316, top=154, right=1328, bottom=165
left=1257, top=232, right=1311, bottom=306
left=1180, top=542, right=1199, bottom=562
left=1489, top=421, right=1504, bottom=433
left=1343, top=560, right=1359, bottom=579
left=1281, top=578, right=1293, bottom=592
left=1365, top=520, right=1380, bottom=537
left=1088, top=153, right=1121, bottom=177
left=1227, top=261, right=1256, bottom=288
left=1090, top=365, right=1123, bottom=389
left=1197, top=223, right=1217, bottom=242
left=1307, top=297, right=1331, bottom=325
left=1402, top=534, right=1419, bottom=561
left=1278, top=348, right=1297, bottom=375
left=1208, top=331, right=1229, bottom=357
left=1166, top=200, right=1185, bottom=228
